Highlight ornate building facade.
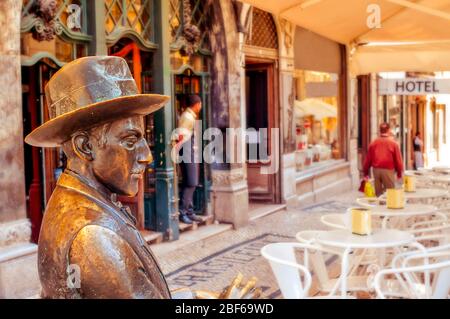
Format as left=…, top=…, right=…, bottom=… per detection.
left=0, top=0, right=357, bottom=297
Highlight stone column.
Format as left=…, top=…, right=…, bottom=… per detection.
left=152, top=0, right=178, bottom=240
left=209, top=0, right=249, bottom=228
left=277, top=18, right=298, bottom=207
left=0, top=0, right=40, bottom=298
left=348, top=48, right=360, bottom=188
left=370, top=73, right=379, bottom=141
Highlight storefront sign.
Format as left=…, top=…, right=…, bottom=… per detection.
left=378, top=78, right=450, bottom=95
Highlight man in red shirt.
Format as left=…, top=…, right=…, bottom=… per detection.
left=363, top=123, right=404, bottom=196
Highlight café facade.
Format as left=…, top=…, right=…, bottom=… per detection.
left=0, top=0, right=359, bottom=297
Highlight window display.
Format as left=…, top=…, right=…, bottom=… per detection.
left=294, top=70, right=340, bottom=171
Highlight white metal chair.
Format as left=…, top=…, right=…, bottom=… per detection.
left=374, top=245, right=450, bottom=299
left=407, top=213, right=450, bottom=247
left=261, top=242, right=368, bottom=298
left=320, top=213, right=347, bottom=230
left=295, top=230, right=324, bottom=244
left=260, top=242, right=313, bottom=299
left=355, top=197, right=384, bottom=208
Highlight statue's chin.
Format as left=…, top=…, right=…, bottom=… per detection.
left=104, top=184, right=137, bottom=198
left=114, top=188, right=138, bottom=197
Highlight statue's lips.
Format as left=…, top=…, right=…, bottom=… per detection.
left=131, top=169, right=145, bottom=179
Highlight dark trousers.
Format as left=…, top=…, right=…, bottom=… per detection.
left=179, top=162, right=199, bottom=214
left=373, top=168, right=396, bottom=197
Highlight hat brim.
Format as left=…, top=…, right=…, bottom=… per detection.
left=25, top=94, right=170, bottom=147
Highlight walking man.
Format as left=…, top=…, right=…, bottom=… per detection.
left=175, top=95, right=203, bottom=224
left=363, top=122, right=404, bottom=197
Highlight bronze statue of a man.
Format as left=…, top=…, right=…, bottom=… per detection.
left=25, top=56, right=171, bottom=298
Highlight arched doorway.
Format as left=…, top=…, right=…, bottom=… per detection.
left=169, top=0, right=214, bottom=227
left=244, top=7, right=281, bottom=204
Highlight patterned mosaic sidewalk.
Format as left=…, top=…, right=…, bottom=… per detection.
left=154, top=190, right=360, bottom=298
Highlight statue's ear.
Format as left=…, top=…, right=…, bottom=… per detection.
left=72, top=132, right=94, bottom=161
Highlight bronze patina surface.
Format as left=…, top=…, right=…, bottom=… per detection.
left=25, top=56, right=260, bottom=299
left=25, top=56, right=171, bottom=298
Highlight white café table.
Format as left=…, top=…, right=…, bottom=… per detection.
left=406, top=170, right=450, bottom=183
left=432, top=166, right=450, bottom=174
left=315, top=229, right=415, bottom=298
left=380, top=188, right=448, bottom=202
left=369, top=204, right=439, bottom=229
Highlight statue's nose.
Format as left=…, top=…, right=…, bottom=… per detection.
left=138, top=140, right=152, bottom=165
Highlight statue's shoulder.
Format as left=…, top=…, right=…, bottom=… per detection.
left=40, top=184, right=117, bottom=245
left=69, top=225, right=144, bottom=285
left=71, top=224, right=137, bottom=257
left=44, top=184, right=107, bottom=219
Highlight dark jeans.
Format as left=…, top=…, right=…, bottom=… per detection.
left=179, top=162, right=199, bottom=215
left=180, top=186, right=196, bottom=214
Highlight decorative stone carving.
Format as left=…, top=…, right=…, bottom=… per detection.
left=173, top=0, right=202, bottom=56
left=182, top=0, right=201, bottom=53
left=212, top=170, right=244, bottom=186
left=285, top=78, right=296, bottom=153
left=279, top=18, right=294, bottom=53
left=0, top=219, right=31, bottom=248
left=232, top=0, right=249, bottom=33
left=30, top=0, right=59, bottom=41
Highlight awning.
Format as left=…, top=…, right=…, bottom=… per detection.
left=295, top=98, right=337, bottom=120
left=240, top=0, right=450, bottom=74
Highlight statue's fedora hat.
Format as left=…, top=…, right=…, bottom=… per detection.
left=25, top=56, right=169, bottom=147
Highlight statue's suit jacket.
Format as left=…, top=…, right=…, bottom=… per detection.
left=38, top=171, right=171, bottom=299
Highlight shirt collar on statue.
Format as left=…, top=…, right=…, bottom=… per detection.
left=57, top=170, right=137, bottom=226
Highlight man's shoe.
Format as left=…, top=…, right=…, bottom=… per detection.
left=187, top=212, right=203, bottom=222
left=179, top=213, right=193, bottom=224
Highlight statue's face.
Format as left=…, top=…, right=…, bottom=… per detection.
left=91, top=116, right=152, bottom=196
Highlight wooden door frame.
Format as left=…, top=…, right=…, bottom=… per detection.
left=171, top=65, right=211, bottom=215
left=25, top=65, right=43, bottom=243
left=357, top=74, right=371, bottom=160
left=245, top=58, right=281, bottom=204
left=339, top=45, right=349, bottom=161
left=110, top=42, right=145, bottom=230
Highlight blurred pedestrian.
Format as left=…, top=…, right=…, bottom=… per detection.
left=413, top=132, right=424, bottom=170
left=175, top=95, right=203, bottom=224
left=363, top=123, right=404, bottom=197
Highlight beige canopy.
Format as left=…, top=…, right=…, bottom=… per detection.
left=241, top=0, right=450, bottom=74
left=295, top=99, right=337, bottom=120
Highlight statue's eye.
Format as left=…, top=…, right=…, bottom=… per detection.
left=123, top=136, right=138, bottom=148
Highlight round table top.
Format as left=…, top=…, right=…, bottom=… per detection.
left=380, top=188, right=448, bottom=200
left=316, top=229, right=414, bottom=249
left=432, top=166, right=450, bottom=173
left=369, top=204, right=437, bottom=217
left=406, top=171, right=450, bottom=182
left=429, top=175, right=450, bottom=183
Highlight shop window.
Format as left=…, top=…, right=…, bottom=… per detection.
left=105, top=0, right=153, bottom=41
left=293, top=70, right=340, bottom=171
left=21, top=32, right=86, bottom=63
left=245, top=8, right=278, bottom=49
left=170, top=51, right=210, bottom=73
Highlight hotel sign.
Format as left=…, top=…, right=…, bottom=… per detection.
left=378, top=78, right=450, bottom=95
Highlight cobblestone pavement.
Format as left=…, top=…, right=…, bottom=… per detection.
left=154, top=190, right=361, bottom=298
